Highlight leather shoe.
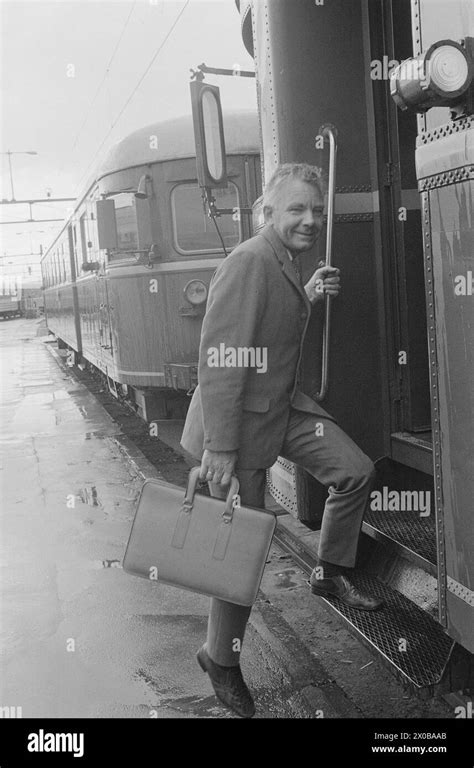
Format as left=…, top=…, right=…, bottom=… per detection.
left=197, top=645, right=256, bottom=718
left=309, top=573, right=384, bottom=611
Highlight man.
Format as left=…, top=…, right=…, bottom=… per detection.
left=181, top=163, right=382, bottom=718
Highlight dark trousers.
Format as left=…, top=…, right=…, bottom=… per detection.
left=206, top=408, right=376, bottom=666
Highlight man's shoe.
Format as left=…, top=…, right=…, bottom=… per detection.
left=309, top=573, right=384, bottom=611
left=196, top=645, right=256, bottom=718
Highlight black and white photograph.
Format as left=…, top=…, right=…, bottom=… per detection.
left=0, top=0, right=473, bottom=760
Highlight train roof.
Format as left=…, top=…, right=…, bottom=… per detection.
left=97, top=110, right=260, bottom=179
left=42, top=110, right=260, bottom=261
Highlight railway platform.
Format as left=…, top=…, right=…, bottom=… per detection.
left=0, top=318, right=455, bottom=719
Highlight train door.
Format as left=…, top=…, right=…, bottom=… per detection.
left=79, top=211, right=113, bottom=371
left=369, top=0, right=432, bottom=459
left=97, top=276, right=113, bottom=364
left=67, top=223, right=82, bottom=356
left=367, top=0, right=474, bottom=655
left=407, top=0, right=473, bottom=652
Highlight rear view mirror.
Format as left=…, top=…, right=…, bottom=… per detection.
left=96, top=199, right=118, bottom=250
left=190, top=80, right=227, bottom=188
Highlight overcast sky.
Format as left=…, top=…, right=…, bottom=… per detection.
left=0, top=0, right=256, bottom=261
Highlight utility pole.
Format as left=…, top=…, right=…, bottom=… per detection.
left=0, top=150, right=38, bottom=202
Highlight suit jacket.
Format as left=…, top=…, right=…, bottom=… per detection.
left=180, top=224, right=334, bottom=469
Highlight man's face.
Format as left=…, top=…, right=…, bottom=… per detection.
left=265, top=179, right=324, bottom=255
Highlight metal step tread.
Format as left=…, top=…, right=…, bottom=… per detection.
left=392, top=431, right=433, bottom=450
left=312, top=571, right=453, bottom=689
left=391, top=431, right=433, bottom=475
left=274, top=521, right=453, bottom=690
left=363, top=507, right=437, bottom=568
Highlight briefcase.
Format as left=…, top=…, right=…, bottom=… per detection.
left=122, top=467, right=277, bottom=606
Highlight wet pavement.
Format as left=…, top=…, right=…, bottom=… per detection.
left=0, top=318, right=453, bottom=720
left=0, top=318, right=341, bottom=719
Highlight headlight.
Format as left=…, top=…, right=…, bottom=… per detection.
left=183, top=280, right=208, bottom=305
left=390, top=40, right=472, bottom=112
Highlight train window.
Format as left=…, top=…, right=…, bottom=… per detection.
left=112, top=193, right=139, bottom=254
left=79, top=214, right=88, bottom=268
left=72, top=226, right=79, bottom=274
left=171, top=181, right=241, bottom=254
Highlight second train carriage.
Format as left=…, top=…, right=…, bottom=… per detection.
left=42, top=111, right=260, bottom=418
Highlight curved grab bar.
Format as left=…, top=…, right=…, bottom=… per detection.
left=315, top=123, right=338, bottom=402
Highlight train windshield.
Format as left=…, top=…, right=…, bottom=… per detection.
left=113, top=193, right=139, bottom=253
left=172, top=181, right=241, bottom=254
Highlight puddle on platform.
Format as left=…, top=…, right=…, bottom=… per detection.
left=274, top=569, right=298, bottom=589
left=133, top=668, right=228, bottom=718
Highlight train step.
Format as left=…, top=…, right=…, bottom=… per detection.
left=273, top=515, right=471, bottom=694
left=267, top=456, right=438, bottom=576
left=362, top=511, right=436, bottom=575
left=364, top=455, right=437, bottom=574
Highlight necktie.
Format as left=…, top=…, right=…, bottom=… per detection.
left=292, top=257, right=304, bottom=388
left=293, top=258, right=303, bottom=288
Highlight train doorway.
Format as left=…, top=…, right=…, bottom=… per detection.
left=369, top=0, right=432, bottom=470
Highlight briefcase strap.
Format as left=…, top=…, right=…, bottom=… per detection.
left=171, top=502, right=193, bottom=549
left=212, top=518, right=232, bottom=560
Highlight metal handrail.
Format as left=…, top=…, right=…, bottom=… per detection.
left=315, top=123, right=338, bottom=402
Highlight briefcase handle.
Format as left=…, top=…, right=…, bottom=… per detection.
left=184, top=467, right=240, bottom=521
left=171, top=468, right=242, bottom=556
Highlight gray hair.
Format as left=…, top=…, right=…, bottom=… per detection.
left=263, top=163, right=326, bottom=209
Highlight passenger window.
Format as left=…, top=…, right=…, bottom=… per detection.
left=112, top=193, right=139, bottom=254
left=79, top=214, right=88, bottom=269
left=171, top=181, right=241, bottom=254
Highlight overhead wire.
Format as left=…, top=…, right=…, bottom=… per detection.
left=63, top=0, right=138, bottom=165
left=76, top=0, right=191, bottom=192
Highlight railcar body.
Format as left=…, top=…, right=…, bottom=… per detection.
left=42, top=112, right=260, bottom=417
left=0, top=298, right=22, bottom=319
left=213, top=0, right=473, bottom=689
left=0, top=276, right=23, bottom=319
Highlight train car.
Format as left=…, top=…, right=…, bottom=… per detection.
left=0, top=297, right=22, bottom=320
left=0, top=276, right=23, bottom=319
left=42, top=227, right=82, bottom=350
left=192, top=0, right=473, bottom=694
left=42, top=111, right=260, bottom=418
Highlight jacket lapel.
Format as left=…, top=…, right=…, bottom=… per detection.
left=260, top=225, right=311, bottom=309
